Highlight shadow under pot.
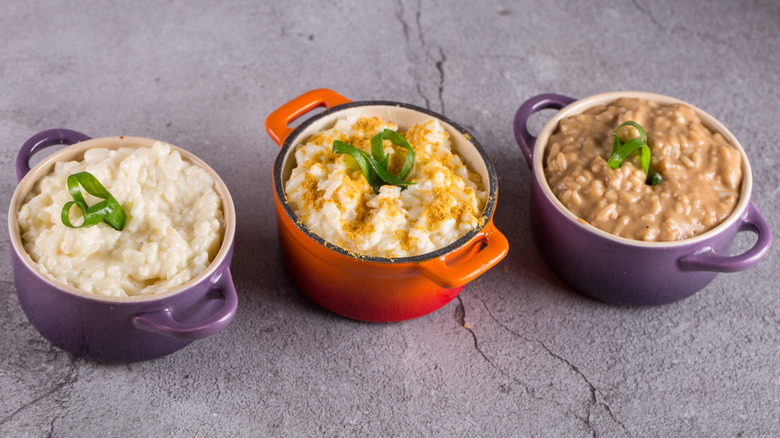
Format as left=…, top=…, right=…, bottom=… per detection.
left=513, top=92, right=771, bottom=306
left=266, top=88, right=508, bottom=322
left=8, top=130, right=237, bottom=363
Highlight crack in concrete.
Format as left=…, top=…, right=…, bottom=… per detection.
left=394, top=0, right=446, bottom=113
left=395, top=0, right=410, bottom=43
left=478, top=299, right=634, bottom=437
left=47, top=417, right=56, bottom=438
left=413, top=0, right=425, bottom=47
left=455, top=297, right=492, bottom=366
left=415, top=83, right=430, bottom=110
left=454, top=297, right=574, bottom=410
left=630, top=0, right=664, bottom=30
left=0, top=356, right=79, bottom=428
left=536, top=339, right=599, bottom=437
left=460, top=298, right=593, bottom=432
left=434, top=46, right=446, bottom=114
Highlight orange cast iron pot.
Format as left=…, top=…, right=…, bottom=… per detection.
left=266, top=89, right=508, bottom=322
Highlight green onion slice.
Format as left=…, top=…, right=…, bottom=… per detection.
left=333, top=128, right=416, bottom=194
left=367, top=155, right=415, bottom=188
left=370, top=129, right=416, bottom=180
left=608, top=138, right=651, bottom=174
left=61, top=171, right=126, bottom=231
left=607, top=121, right=662, bottom=185
left=333, top=140, right=383, bottom=193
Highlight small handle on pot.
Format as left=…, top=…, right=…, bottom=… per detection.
left=265, top=88, right=352, bottom=146
left=132, top=268, right=238, bottom=341
left=416, top=222, right=509, bottom=289
left=513, top=94, right=576, bottom=169
left=17, top=128, right=92, bottom=181
left=679, top=202, right=772, bottom=272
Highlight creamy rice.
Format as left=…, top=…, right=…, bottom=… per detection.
left=544, top=97, right=742, bottom=241
left=285, top=115, right=486, bottom=258
left=17, top=142, right=223, bottom=297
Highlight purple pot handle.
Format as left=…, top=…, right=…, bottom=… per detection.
left=679, top=202, right=772, bottom=272
left=17, top=129, right=92, bottom=182
left=513, top=94, right=576, bottom=169
left=132, top=268, right=238, bottom=341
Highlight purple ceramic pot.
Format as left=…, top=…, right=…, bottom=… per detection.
left=8, top=129, right=237, bottom=362
left=513, top=92, right=772, bottom=306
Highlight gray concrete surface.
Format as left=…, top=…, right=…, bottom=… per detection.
left=1, top=0, right=779, bottom=436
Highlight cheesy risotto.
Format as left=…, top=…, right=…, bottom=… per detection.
left=285, top=116, right=486, bottom=258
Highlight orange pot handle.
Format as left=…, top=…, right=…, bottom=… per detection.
left=265, top=88, right=352, bottom=146
left=416, top=222, right=509, bottom=289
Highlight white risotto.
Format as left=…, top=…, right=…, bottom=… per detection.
left=17, top=142, right=223, bottom=297
left=285, top=115, right=487, bottom=258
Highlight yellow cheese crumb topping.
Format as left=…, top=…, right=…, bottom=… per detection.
left=286, top=116, right=486, bottom=258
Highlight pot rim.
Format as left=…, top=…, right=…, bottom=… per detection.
left=8, top=135, right=237, bottom=303
left=532, top=91, right=754, bottom=248
left=273, top=100, right=499, bottom=264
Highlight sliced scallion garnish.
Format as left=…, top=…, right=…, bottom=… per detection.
left=607, top=121, right=662, bottom=185
left=332, top=140, right=384, bottom=192
left=333, top=128, right=416, bottom=194
left=370, top=129, right=415, bottom=181
left=61, top=171, right=126, bottom=231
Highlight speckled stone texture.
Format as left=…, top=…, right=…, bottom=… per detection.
left=1, top=1, right=778, bottom=436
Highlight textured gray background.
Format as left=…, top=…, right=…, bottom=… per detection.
left=1, top=0, right=779, bottom=437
